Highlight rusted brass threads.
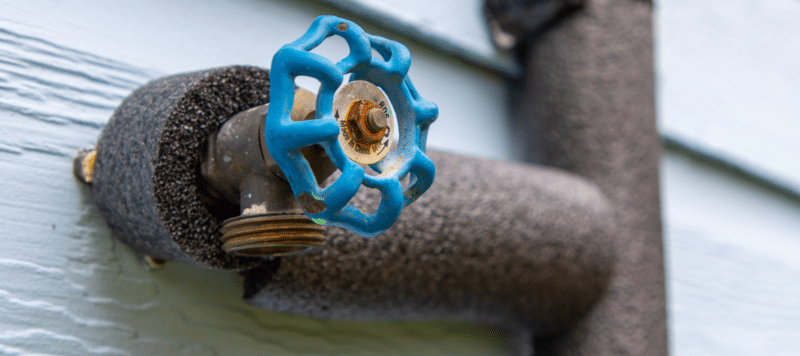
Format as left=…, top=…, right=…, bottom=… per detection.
left=219, top=213, right=326, bottom=257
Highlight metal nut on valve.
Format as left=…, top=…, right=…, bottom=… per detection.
left=366, top=108, right=388, bottom=132
left=333, top=80, right=395, bottom=165
left=343, top=100, right=387, bottom=145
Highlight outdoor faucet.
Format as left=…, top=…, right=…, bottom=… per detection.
left=76, top=16, right=438, bottom=259
left=73, top=15, right=619, bottom=356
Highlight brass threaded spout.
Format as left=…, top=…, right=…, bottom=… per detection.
left=220, top=213, right=326, bottom=257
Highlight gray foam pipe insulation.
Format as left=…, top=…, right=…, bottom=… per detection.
left=89, top=0, right=666, bottom=355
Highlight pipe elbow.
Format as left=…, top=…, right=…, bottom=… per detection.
left=245, top=150, right=616, bottom=334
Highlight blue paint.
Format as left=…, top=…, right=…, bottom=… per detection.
left=265, top=15, right=438, bottom=237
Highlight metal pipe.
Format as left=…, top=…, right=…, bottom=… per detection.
left=200, top=89, right=336, bottom=256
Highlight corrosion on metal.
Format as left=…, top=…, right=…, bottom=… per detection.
left=343, top=99, right=387, bottom=147
left=366, top=107, right=388, bottom=132
left=337, top=22, right=349, bottom=32
left=73, top=148, right=97, bottom=184
left=219, top=213, right=326, bottom=256
left=333, top=80, right=394, bottom=165
left=297, top=192, right=327, bottom=215
left=199, top=87, right=337, bottom=258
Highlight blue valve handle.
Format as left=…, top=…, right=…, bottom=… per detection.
left=265, top=15, right=438, bottom=237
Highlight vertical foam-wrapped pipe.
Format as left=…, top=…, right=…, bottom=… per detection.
left=515, top=0, right=668, bottom=354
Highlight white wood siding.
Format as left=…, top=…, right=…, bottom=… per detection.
left=656, top=0, right=800, bottom=193
left=656, top=0, right=800, bottom=354
left=661, top=151, right=800, bottom=356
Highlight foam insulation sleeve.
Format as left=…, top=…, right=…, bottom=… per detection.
left=92, top=66, right=271, bottom=270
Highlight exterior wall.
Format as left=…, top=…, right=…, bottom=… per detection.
left=0, top=0, right=513, bottom=355
left=656, top=0, right=800, bottom=355
left=3, top=0, right=798, bottom=355
left=661, top=149, right=800, bottom=356
left=656, top=0, right=800, bottom=192
left=313, top=0, right=519, bottom=75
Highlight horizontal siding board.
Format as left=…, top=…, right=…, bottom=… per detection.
left=312, top=0, right=520, bottom=76
left=655, top=0, right=800, bottom=194
left=666, top=225, right=800, bottom=356
left=661, top=150, right=800, bottom=356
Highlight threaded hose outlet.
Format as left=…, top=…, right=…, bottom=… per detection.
left=219, top=213, right=327, bottom=256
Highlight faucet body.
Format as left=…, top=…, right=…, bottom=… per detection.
left=90, top=66, right=273, bottom=269
left=201, top=89, right=336, bottom=256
